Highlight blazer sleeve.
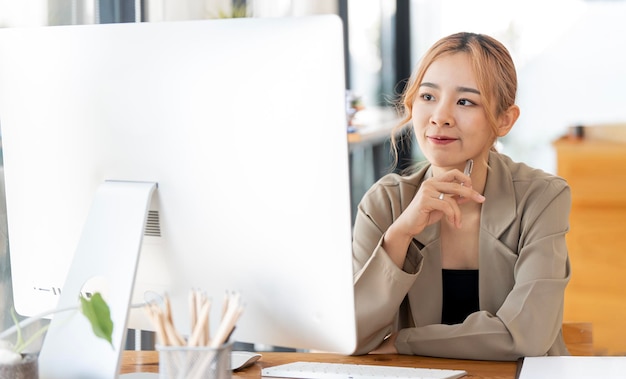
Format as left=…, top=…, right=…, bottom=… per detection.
left=395, top=179, right=572, bottom=361
left=351, top=178, right=422, bottom=355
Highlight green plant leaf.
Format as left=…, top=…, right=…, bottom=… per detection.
left=80, top=293, right=114, bottom=347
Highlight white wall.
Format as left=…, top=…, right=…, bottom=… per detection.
left=512, top=2, right=626, bottom=173
left=147, top=0, right=337, bottom=21
left=0, top=0, right=47, bottom=27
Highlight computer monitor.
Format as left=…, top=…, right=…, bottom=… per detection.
left=0, top=15, right=356, bottom=374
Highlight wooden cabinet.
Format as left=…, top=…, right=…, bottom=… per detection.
left=554, top=133, right=626, bottom=355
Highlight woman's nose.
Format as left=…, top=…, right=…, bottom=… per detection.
left=430, top=102, right=453, bottom=127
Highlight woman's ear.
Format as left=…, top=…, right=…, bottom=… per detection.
left=496, top=104, right=520, bottom=137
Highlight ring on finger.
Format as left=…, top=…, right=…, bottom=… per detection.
left=438, top=192, right=445, bottom=200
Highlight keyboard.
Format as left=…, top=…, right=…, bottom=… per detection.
left=261, top=361, right=467, bottom=379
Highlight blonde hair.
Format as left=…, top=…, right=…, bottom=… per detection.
left=391, top=32, right=517, bottom=169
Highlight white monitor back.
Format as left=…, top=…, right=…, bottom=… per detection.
left=0, top=16, right=356, bottom=354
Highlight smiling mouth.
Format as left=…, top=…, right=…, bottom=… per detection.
left=428, top=135, right=458, bottom=145
left=429, top=136, right=456, bottom=141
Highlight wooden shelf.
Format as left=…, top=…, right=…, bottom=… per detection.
left=554, top=136, right=626, bottom=206
left=554, top=135, right=626, bottom=355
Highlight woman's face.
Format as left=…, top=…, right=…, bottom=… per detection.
left=411, top=52, right=496, bottom=172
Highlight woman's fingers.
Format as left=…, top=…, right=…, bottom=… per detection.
left=422, top=170, right=486, bottom=228
left=434, top=182, right=485, bottom=203
left=432, top=191, right=463, bottom=228
left=400, top=168, right=486, bottom=235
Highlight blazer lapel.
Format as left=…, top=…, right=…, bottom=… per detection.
left=411, top=170, right=443, bottom=325
left=481, top=151, right=516, bottom=239
left=478, top=151, right=518, bottom=313
left=410, top=226, right=444, bottom=326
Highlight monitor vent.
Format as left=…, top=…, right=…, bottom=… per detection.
left=144, top=210, right=161, bottom=237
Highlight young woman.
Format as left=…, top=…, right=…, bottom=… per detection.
left=352, top=32, right=571, bottom=361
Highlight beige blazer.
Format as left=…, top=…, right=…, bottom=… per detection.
left=352, top=151, right=571, bottom=361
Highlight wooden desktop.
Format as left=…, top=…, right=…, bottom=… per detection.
left=118, top=320, right=591, bottom=377
left=120, top=351, right=518, bottom=379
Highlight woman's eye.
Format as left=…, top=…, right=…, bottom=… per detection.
left=421, top=93, right=434, bottom=101
left=458, top=99, right=475, bottom=106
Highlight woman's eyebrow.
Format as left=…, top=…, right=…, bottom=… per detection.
left=419, top=82, right=481, bottom=95
left=419, top=82, right=438, bottom=89
left=457, top=86, right=481, bottom=95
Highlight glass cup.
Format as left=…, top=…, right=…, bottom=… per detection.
left=157, top=343, right=232, bottom=379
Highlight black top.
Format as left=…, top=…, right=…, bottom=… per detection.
left=441, top=269, right=479, bottom=325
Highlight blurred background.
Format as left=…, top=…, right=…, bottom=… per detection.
left=2, top=0, right=625, bottom=173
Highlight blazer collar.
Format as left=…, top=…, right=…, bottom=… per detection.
left=481, top=151, right=517, bottom=239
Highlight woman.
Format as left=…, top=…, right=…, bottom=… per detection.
left=352, top=32, right=571, bottom=361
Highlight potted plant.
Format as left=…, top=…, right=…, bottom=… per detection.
left=0, top=293, right=112, bottom=379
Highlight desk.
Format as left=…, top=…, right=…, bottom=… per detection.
left=347, top=107, right=403, bottom=148
left=347, top=107, right=413, bottom=222
left=120, top=351, right=518, bottom=379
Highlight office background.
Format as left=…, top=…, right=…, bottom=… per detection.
left=3, top=0, right=626, bottom=174
left=1, top=0, right=625, bottom=354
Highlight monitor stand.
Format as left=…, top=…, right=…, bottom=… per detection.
left=38, top=181, right=157, bottom=379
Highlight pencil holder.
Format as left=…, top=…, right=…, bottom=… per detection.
left=157, top=343, right=232, bottom=379
left=0, top=354, right=38, bottom=379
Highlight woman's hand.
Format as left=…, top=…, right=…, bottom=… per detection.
left=401, top=168, right=484, bottom=233
left=382, top=168, right=485, bottom=268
